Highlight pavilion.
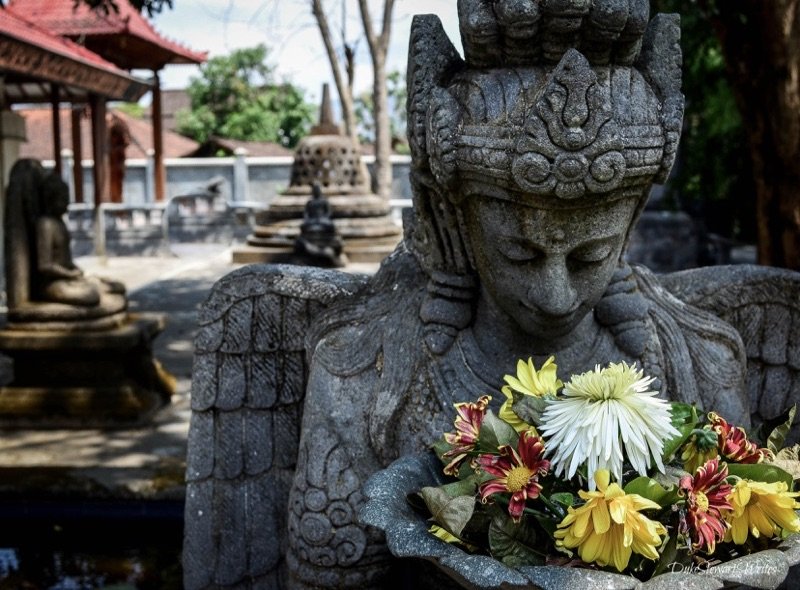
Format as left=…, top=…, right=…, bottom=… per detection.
left=7, top=0, right=206, bottom=203
left=0, top=6, right=151, bottom=206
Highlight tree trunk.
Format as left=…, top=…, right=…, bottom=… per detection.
left=707, top=0, right=800, bottom=269
left=358, top=0, right=395, bottom=200
left=311, top=0, right=359, bottom=144
left=371, top=52, right=392, bottom=199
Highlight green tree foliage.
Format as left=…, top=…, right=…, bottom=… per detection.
left=176, top=44, right=314, bottom=148
left=651, top=0, right=755, bottom=241
left=354, top=70, right=408, bottom=153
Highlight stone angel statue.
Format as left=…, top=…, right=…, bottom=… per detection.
left=184, top=1, right=800, bottom=587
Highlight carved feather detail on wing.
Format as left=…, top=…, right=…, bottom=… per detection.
left=184, top=264, right=367, bottom=590
left=660, top=264, right=800, bottom=440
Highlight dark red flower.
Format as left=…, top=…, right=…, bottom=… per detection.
left=708, top=412, right=772, bottom=464
left=442, top=395, right=491, bottom=476
left=477, top=431, right=550, bottom=523
left=679, top=457, right=733, bottom=553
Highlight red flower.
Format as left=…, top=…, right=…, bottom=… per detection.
left=679, top=457, right=733, bottom=553
left=442, top=395, right=491, bottom=476
left=708, top=412, right=772, bottom=464
left=477, top=431, right=550, bottom=523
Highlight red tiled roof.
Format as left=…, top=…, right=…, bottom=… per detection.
left=8, top=0, right=206, bottom=66
left=0, top=6, right=153, bottom=106
left=189, top=136, right=293, bottom=158
left=17, top=106, right=199, bottom=161
left=0, top=7, right=118, bottom=70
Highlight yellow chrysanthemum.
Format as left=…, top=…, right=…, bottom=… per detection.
left=499, top=356, right=562, bottom=432
left=555, top=469, right=667, bottom=572
left=724, top=479, right=800, bottom=545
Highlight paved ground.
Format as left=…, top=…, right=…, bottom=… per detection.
left=0, top=244, right=379, bottom=503
left=0, top=244, right=238, bottom=502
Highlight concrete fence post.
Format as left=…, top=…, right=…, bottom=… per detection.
left=233, top=147, right=249, bottom=203
left=145, top=148, right=156, bottom=204
left=60, top=148, right=75, bottom=203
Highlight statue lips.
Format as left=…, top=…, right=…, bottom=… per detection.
left=520, top=300, right=585, bottom=336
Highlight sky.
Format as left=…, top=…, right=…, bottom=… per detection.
left=144, top=0, right=462, bottom=105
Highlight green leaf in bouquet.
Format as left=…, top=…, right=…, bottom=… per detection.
left=420, top=486, right=476, bottom=538
left=623, top=476, right=678, bottom=508
left=438, top=473, right=481, bottom=498
left=653, top=465, right=689, bottom=494
left=549, top=492, right=574, bottom=512
left=661, top=402, right=699, bottom=462
left=770, top=444, right=800, bottom=481
left=432, top=437, right=453, bottom=466
left=479, top=410, right=518, bottom=450
left=767, top=404, right=797, bottom=455
left=488, top=512, right=545, bottom=566
left=510, top=392, right=550, bottom=427
left=726, top=463, right=794, bottom=487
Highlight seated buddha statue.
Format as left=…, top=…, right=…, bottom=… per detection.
left=5, top=159, right=126, bottom=327
left=294, top=182, right=347, bottom=267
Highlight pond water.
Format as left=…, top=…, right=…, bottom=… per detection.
left=0, top=506, right=182, bottom=590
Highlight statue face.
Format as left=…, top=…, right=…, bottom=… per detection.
left=464, top=196, right=637, bottom=344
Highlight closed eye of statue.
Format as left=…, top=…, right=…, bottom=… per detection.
left=567, top=240, right=615, bottom=268
left=495, top=238, right=543, bottom=263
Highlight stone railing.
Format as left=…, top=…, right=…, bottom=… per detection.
left=67, top=196, right=266, bottom=257
left=68, top=193, right=410, bottom=257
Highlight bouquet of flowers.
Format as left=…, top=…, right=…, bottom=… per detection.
left=416, top=357, right=800, bottom=578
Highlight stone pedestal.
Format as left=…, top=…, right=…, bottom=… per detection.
left=0, top=313, right=173, bottom=428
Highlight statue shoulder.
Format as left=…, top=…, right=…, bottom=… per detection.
left=659, top=264, right=800, bottom=436
left=632, top=264, right=750, bottom=425
left=309, top=248, right=428, bottom=379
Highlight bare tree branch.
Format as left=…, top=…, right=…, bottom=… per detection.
left=357, top=0, right=395, bottom=199
left=310, top=0, right=358, bottom=142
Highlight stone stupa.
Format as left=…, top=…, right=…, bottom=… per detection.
left=232, top=85, right=402, bottom=264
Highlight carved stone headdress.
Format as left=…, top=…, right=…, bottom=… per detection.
left=405, top=0, right=684, bottom=354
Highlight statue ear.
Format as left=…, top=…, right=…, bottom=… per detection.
left=407, top=15, right=464, bottom=178
left=636, top=14, right=685, bottom=184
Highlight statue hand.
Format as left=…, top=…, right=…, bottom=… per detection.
left=458, top=0, right=649, bottom=68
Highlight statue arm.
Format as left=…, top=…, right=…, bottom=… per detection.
left=286, top=353, right=390, bottom=590
left=35, top=218, right=81, bottom=279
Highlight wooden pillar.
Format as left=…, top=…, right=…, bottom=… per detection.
left=89, top=94, right=108, bottom=206
left=151, top=70, right=166, bottom=202
left=51, top=84, right=61, bottom=176
left=71, top=107, right=84, bottom=203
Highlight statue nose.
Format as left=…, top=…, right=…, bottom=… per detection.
left=528, top=260, right=578, bottom=316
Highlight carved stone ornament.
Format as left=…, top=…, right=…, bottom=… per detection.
left=183, top=1, right=800, bottom=588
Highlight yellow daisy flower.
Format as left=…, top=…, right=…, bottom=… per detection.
left=499, top=356, right=562, bottom=432
left=725, top=479, right=800, bottom=545
left=555, top=469, right=667, bottom=572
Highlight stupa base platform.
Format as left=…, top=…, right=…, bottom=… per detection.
left=232, top=243, right=397, bottom=264
left=0, top=313, right=175, bottom=428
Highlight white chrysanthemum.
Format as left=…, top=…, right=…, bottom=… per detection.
left=539, top=361, right=680, bottom=489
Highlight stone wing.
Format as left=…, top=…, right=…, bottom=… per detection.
left=660, top=265, right=800, bottom=439
left=183, top=264, right=368, bottom=589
